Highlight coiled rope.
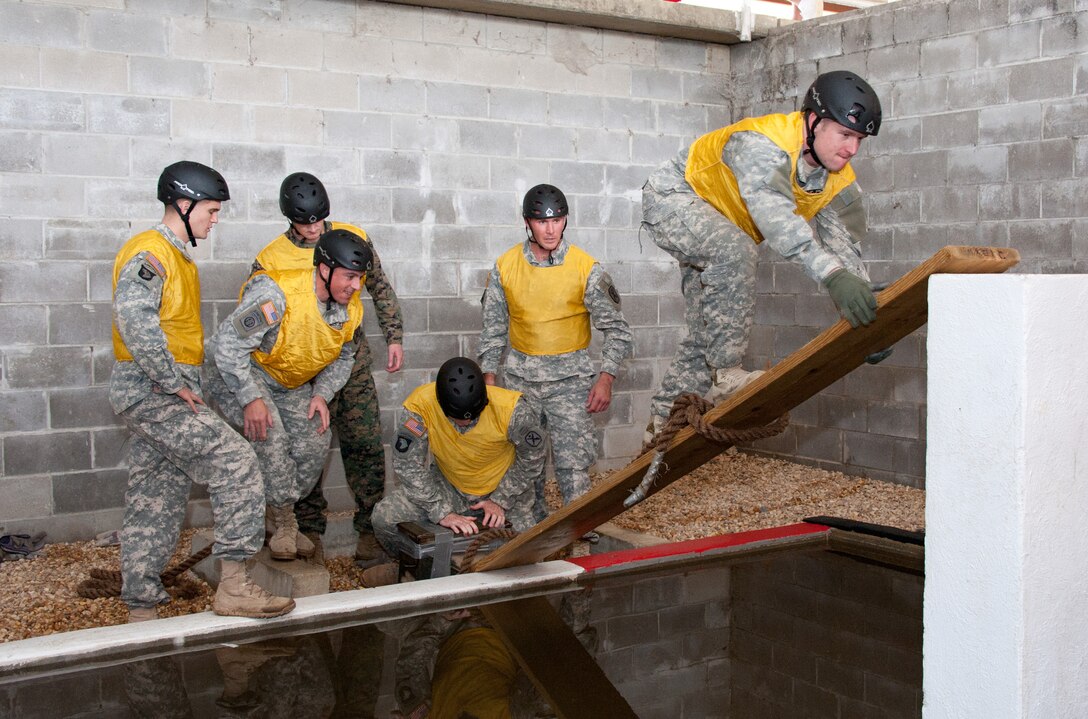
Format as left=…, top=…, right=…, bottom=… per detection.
left=76, top=545, right=213, bottom=599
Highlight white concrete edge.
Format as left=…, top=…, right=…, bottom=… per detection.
left=0, top=560, right=585, bottom=684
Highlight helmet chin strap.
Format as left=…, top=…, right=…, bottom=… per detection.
left=320, top=264, right=335, bottom=312
left=802, top=112, right=828, bottom=171
left=171, top=199, right=199, bottom=247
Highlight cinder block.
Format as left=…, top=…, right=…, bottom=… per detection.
left=427, top=154, right=490, bottom=191
left=323, top=34, right=396, bottom=75
left=632, top=133, right=686, bottom=164
left=325, top=110, right=393, bottom=149
left=87, top=11, right=168, bottom=56
left=0, top=390, right=47, bottom=433
left=426, top=81, right=489, bottom=118
left=577, top=129, right=630, bottom=163
left=548, top=93, right=603, bottom=128
left=255, top=106, right=323, bottom=145
left=458, top=119, right=517, bottom=158
left=978, top=21, right=1042, bottom=67
left=656, top=36, right=707, bottom=71
left=922, top=186, right=979, bottom=223
left=170, top=17, right=250, bottom=63
left=658, top=101, right=710, bottom=139
left=684, top=71, right=729, bottom=106
left=0, top=131, right=41, bottom=173
left=604, top=97, right=656, bottom=134
left=0, top=3, right=83, bottom=49
left=423, top=8, right=486, bottom=46
left=288, top=70, right=357, bottom=111
left=53, top=469, right=127, bottom=513
left=1011, top=57, right=1076, bottom=102
left=867, top=44, right=921, bottom=83
left=356, top=2, right=423, bottom=40
left=212, top=65, right=286, bottom=104
left=250, top=26, right=324, bottom=69
left=50, top=386, right=118, bottom=429
left=0, top=45, right=39, bottom=87
left=487, top=15, right=547, bottom=54
left=5, top=430, right=91, bottom=474
left=0, top=89, right=84, bottom=132
left=0, top=257, right=87, bottom=300
left=5, top=345, right=91, bottom=389
left=86, top=95, right=169, bottom=136
left=575, top=195, right=634, bottom=229
left=0, top=304, right=47, bottom=346
left=519, top=124, right=578, bottom=160
left=430, top=226, right=488, bottom=259
left=41, top=48, right=127, bottom=94
left=631, top=67, right=684, bottom=102
left=1009, top=138, right=1075, bottom=181
left=0, top=474, right=53, bottom=520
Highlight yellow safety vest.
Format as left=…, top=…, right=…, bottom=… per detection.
left=111, top=229, right=204, bottom=365
left=255, top=222, right=369, bottom=272
left=495, top=244, right=594, bottom=355
left=249, top=269, right=363, bottom=389
left=403, top=383, right=521, bottom=496
left=685, top=111, right=857, bottom=243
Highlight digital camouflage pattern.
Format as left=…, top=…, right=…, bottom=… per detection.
left=643, top=132, right=870, bottom=422
left=204, top=272, right=357, bottom=507
left=110, top=225, right=264, bottom=609
left=478, top=240, right=632, bottom=518
left=370, top=398, right=545, bottom=556
left=252, top=223, right=403, bottom=538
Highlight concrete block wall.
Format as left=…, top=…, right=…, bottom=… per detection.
left=3, top=0, right=1086, bottom=538
left=729, top=0, right=1086, bottom=487
left=591, top=566, right=731, bottom=717
left=730, top=552, right=923, bottom=718
left=0, top=0, right=729, bottom=540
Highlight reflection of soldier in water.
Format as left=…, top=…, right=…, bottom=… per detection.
left=213, top=637, right=335, bottom=718
left=383, top=608, right=555, bottom=719
left=123, top=656, right=194, bottom=719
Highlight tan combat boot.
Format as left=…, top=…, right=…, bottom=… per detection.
left=705, top=366, right=765, bottom=404
left=127, top=606, right=158, bottom=623
left=213, top=560, right=295, bottom=618
left=267, top=504, right=315, bottom=560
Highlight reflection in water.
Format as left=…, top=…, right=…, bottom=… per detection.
left=382, top=608, right=553, bottom=719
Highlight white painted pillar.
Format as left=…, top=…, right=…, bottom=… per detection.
left=925, top=275, right=1088, bottom=718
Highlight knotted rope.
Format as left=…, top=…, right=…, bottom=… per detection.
left=76, top=544, right=213, bottom=599
left=627, top=393, right=790, bottom=508
left=458, top=527, right=519, bottom=573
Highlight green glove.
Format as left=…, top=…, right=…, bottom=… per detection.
left=824, top=270, right=877, bottom=328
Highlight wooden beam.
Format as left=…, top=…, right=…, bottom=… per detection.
left=472, top=246, right=1020, bottom=572
left=480, top=596, right=639, bottom=718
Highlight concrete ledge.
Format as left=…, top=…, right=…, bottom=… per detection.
left=0, top=560, right=585, bottom=685
left=377, top=0, right=785, bottom=44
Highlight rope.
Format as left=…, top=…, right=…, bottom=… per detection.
left=643, top=393, right=790, bottom=455
left=76, top=545, right=213, bottom=599
left=458, top=527, right=519, bottom=573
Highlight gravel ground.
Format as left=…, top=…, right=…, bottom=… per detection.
left=0, top=450, right=923, bottom=644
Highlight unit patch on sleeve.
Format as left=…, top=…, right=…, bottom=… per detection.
left=523, top=429, right=543, bottom=448
left=232, top=301, right=280, bottom=337
left=599, top=272, right=621, bottom=307
left=394, top=433, right=413, bottom=453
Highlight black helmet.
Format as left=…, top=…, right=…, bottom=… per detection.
left=280, top=172, right=330, bottom=224
left=801, top=70, right=882, bottom=136
left=522, top=184, right=568, bottom=220
left=157, top=161, right=229, bottom=247
left=314, top=229, right=373, bottom=273
left=436, top=357, right=489, bottom=420
left=157, top=161, right=230, bottom=205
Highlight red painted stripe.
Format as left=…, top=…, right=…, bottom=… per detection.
left=568, top=522, right=830, bottom=571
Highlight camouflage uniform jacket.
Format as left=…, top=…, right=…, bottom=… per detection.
left=252, top=222, right=403, bottom=349
left=392, top=397, right=545, bottom=521
left=209, top=273, right=360, bottom=406
left=652, top=133, right=869, bottom=284
left=109, top=223, right=202, bottom=414
left=478, top=240, right=633, bottom=383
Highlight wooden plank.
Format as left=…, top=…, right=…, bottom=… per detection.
left=480, top=596, right=639, bottom=718
left=473, top=245, right=1019, bottom=572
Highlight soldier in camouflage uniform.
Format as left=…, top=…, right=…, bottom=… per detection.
left=642, top=71, right=883, bottom=439
left=110, top=161, right=294, bottom=622
left=479, top=185, right=632, bottom=535
left=252, top=172, right=404, bottom=566
left=204, top=229, right=369, bottom=561
left=364, top=357, right=546, bottom=587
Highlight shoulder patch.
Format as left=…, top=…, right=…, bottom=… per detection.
left=394, top=434, right=413, bottom=453
left=138, top=265, right=156, bottom=282
left=231, top=302, right=280, bottom=337
left=403, top=417, right=425, bottom=438
left=598, top=272, right=621, bottom=307
left=523, top=429, right=543, bottom=448
left=143, top=253, right=166, bottom=278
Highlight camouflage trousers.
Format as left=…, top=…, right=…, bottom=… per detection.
left=118, top=392, right=264, bottom=609
left=204, top=364, right=330, bottom=508
left=371, top=472, right=535, bottom=557
left=643, top=178, right=758, bottom=422
left=503, top=373, right=596, bottom=522
left=295, top=340, right=386, bottom=535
